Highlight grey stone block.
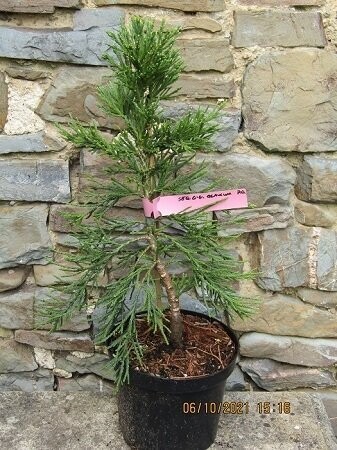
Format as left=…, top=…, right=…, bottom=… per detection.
left=177, top=38, right=233, bottom=73
left=0, top=132, right=65, bottom=154
left=55, top=353, right=114, bottom=381
left=239, top=358, right=336, bottom=391
left=257, top=225, right=312, bottom=291
left=15, top=330, right=94, bottom=352
left=224, top=365, right=250, bottom=391
left=188, top=153, right=296, bottom=207
left=217, top=204, right=292, bottom=235
left=73, top=7, right=124, bottom=31
left=175, top=73, right=235, bottom=99
left=0, top=28, right=102, bottom=66
left=213, top=109, right=241, bottom=152
left=257, top=225, right=337, bottom=292
left=238, top=0, right=323, bottom=5
left=0, top=205, right=51, bottom=269
left=0, top=339, right=38, bottom=373
left=0, top=0, right=82, bottom=13
left=57, top=374, right=114, bottom=392
left=316, top=228, right=337, bottom=291
left=240, top=333, right=337, bottom=367
left=233, top=11, right=326, bottom=48
left=0, top=370, right=54, bottom=391
left=95, top=0, right=224, bottom=12
left=154, top=16, right=222, bottom=33
left=5, top=65, right=51, bottom=81
left=296, top=156, right=337, bottom=203
left=0, top=160, right=70, bottom=203
left=232, top=292, right=337, bottom=338
left=179, top=293, right=209, bottom=315
left=53, top=233, right=80, bottom=248
left=294, top=198, right=337, bottom=228
left=297, top=288, right=337, bottom=308
left=243, top=49, right=337, bottom=153
left=0, top=8, right=124, bottom=66
left=0, top=287, right=35, bottom=330
left=37, top=66, right=115, bottom=127
left=0, top=267, right=30, bottom=293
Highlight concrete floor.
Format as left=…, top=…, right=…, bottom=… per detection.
left=319, top=391, right=337, bottom=438
left=0, top=392, right=336, bottom=450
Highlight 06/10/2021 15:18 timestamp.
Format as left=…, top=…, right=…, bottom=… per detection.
left=182, top=402, right=292, bottom=415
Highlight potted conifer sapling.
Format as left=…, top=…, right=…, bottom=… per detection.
left=41, top=17, right=256, bottom=450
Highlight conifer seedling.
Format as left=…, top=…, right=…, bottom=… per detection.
left=40, top=17, right=257, bottom=387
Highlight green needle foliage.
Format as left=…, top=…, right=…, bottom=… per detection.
left=39, top=17, right=257, bottom=388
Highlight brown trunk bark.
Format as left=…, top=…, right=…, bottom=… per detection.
left=155, top=259, right=183, bottom=348
left=152, top=268, right=163, bottom=309
left=148, top=235, right=183, bottom=348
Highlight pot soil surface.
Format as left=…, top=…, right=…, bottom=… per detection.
left=132, top=312, right=236, bottom=379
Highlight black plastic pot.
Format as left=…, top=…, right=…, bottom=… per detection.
left=118, top=309, right=239, bottom=450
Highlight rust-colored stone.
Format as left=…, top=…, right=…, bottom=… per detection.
left=95, top=0, right=224, bottom=12
left=0, top=72, right=8, bottom=131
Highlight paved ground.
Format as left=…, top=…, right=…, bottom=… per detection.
left=0, top=392, right=336, bottom=450
left=318, top=391, right=337, bottom=438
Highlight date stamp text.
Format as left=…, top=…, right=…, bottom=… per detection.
left=182, top=401, right=292, bottom=415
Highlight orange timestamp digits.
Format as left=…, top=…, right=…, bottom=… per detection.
left=183, top=401, right=293, bottom=415
left=257, top=402, right=291, bottom=414
left=182, top=402, right=250, bottom=415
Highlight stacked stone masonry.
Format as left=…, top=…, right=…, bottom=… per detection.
left=0, top=0, right=336, bottom=415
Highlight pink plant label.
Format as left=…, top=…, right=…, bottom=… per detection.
left=143, top=189, right=248, bottom=219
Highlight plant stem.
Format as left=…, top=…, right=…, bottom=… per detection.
left=155, top=258, right=183, bottom=348
left=153, top=219, right=163, bottom=309
left=148, top=234, right=183, bottom=348
left=153, top=268, right=163, bottom=309
left=146, top=140, right=183, bottom=346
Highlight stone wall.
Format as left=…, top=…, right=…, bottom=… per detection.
left=0, top=0, right=336, bottom=399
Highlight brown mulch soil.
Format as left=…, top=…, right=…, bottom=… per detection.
left=131, top=313, right=236, bottom=379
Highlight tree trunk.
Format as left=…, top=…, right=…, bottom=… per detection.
left=148, top=234, right=183, bottom=348
left=155, top=259, right=183, bottom=348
